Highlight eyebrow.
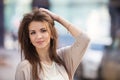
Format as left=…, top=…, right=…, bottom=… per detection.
left=29, top=27, right=47, bottom=31
left=29, top=30, right=35, bottom=32
left=38, top=27, right=46, bottom=30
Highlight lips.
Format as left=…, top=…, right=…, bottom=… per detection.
left=36, top=41, right=44, bottom=44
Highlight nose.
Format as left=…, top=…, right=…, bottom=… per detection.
left=36, top=33, right=42, bottom=39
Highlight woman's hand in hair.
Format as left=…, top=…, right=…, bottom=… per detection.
left=39, top=8, right=82, bottom=37
left=39, top=8, right=60, bottom=21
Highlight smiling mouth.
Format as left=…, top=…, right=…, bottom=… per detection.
left=36, top=41, right=44, bottom=44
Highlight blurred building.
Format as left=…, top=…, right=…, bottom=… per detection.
left=32, top=0, right=50, bottom=9
left=108, top=0, right=120, bottom=49
left=0, top=0, right=4, bottom=47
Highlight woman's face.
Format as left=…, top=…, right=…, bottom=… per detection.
left=29, top=21, right=51, bottom=50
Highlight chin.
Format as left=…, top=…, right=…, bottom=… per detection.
left=36, top=44, right=49, bottom=49
left=37, top=46, right=46, bottom=49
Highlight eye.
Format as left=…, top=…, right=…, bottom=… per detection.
left=30, top=31, right=36, bottom=35
left=41, top=29, right=47, bottom=33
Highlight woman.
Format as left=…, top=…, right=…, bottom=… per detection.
left=15, top=8, right=90, bottom=80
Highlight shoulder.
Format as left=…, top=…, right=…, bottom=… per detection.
left=15, top=60, right=32, bottom=80
left=57, top=46, right=70, bottom=53
left=57, top=46, right=70, bottom=56
left=16, top=60, right=31, bottom=71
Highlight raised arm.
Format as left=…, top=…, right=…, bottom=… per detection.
left=39, top=8, right=82, bottom=37
left=40, top=8, right=90, bottom=79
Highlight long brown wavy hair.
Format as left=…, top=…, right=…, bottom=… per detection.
left=18, top=7, right=69, bottom=80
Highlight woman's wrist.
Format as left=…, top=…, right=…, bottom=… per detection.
left=54, top=15, right=61, bottom=22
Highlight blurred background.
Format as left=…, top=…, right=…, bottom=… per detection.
left=0, top=0, right=120, bottom=80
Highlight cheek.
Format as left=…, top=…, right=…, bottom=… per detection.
left=46, top=33, right=51, bottom=41
left=29, top=35, right=35, bottom=43
left=43, top=33, right=51, bottom=44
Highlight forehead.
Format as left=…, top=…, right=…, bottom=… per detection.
left=29, top=21, right=49, bottom=30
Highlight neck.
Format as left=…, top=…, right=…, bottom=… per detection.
left=36, top=48, right=52, bottom=64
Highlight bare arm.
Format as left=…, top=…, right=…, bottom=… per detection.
left=39, top=8, right=82, bottom=37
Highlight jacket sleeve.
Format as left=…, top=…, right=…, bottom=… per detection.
left=57, top=32, right=90, bottom=79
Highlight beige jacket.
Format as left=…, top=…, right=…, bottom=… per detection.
left=15, top=32, right=90, bottom=80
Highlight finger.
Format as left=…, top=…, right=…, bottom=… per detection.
left=39, top=8, right=50, bottom=13
left=39, top=8, right=55, bottom=19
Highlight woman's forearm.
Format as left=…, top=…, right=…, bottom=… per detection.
left=56, top=16, right=82, bottom=37
left=39, top=8, right=83, bottom=37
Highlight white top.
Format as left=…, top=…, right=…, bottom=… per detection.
left=40, top=61, right=69, bottom=80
